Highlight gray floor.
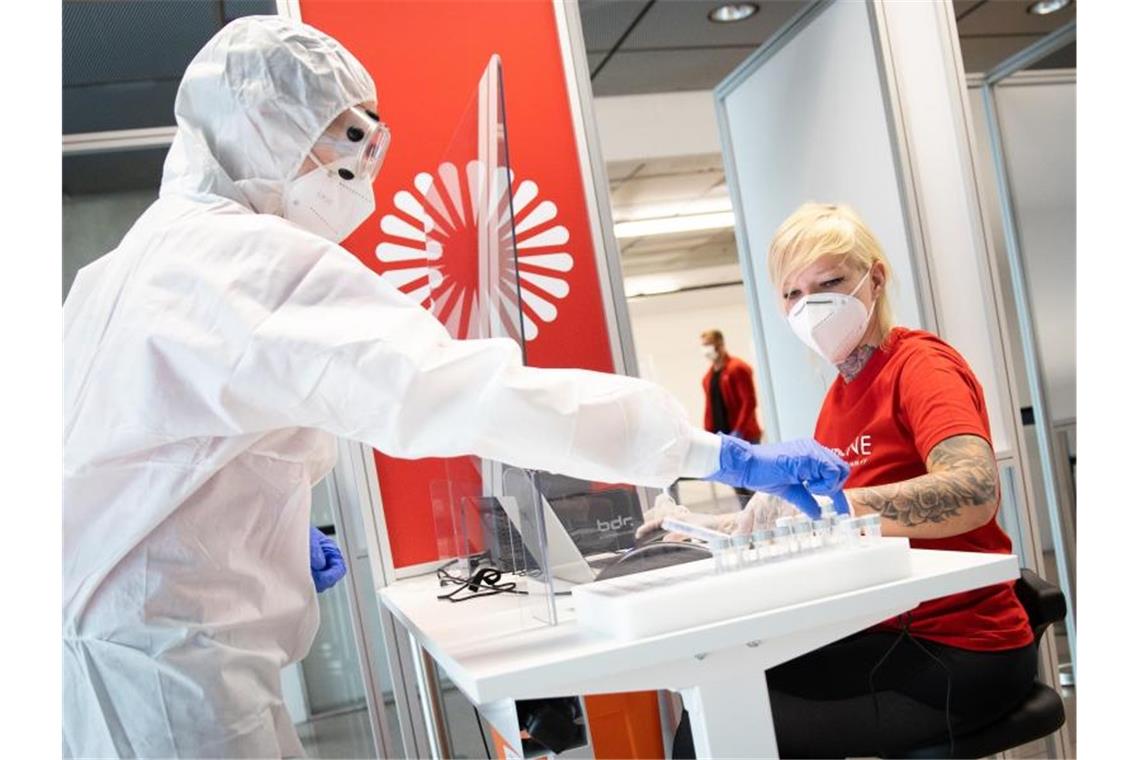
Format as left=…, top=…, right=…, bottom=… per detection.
left=296, top=708, right=375, bottom=760
left=298, top=685, right=1073, bottom=759
left=298, top=688, right=493, bottom=760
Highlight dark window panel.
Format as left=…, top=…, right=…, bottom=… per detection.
left=63, top=146, right=169, bottom=196
left=1028, top=40, right=1076, bottom=70
left=64, top=79, right=181, bottom=134
left=63, top=1, right=224, bottom=86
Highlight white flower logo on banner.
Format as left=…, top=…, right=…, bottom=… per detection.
left=375, top=161, right=574, bottom=342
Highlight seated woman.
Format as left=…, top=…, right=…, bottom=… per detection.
left=673, top=203, right=1037, bottom=758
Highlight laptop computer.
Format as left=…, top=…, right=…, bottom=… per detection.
left=494, top=469, right=643, bottom=586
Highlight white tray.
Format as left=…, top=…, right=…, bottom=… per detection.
left=571, top=537, right=913, bottom=640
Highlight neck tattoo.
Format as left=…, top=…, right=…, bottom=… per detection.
left=838, top=344, right=877, bottom=382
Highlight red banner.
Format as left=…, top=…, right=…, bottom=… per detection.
left=298, top=1, right=615, bottom=567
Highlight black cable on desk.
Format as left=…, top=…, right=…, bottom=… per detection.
left=435, top=561, right=570, bottom=603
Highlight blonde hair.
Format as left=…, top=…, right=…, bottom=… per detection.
left=767, top=202, right=895, bottom=342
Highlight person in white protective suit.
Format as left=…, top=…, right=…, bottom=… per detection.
left=63, top=15, right=850, bottom=758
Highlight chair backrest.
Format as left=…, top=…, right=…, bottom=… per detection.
left=1013, top=568, right=1068, bottom=646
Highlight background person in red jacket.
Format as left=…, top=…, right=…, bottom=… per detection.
left=701, top=329, right=764, bottom=505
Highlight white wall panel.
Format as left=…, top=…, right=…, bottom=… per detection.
left=877, top=0, right=1018, bottom=453
left=994, top=79, right=1076, bottom=422
left=716, top=0, right=924, bottom=441
left=627, top=283, right=763, bottom=433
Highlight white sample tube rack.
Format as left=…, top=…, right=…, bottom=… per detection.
left=572, top=536, right=912, bottom=641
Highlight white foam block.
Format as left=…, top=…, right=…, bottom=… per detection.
left=571, top=537, right=913, bottom=641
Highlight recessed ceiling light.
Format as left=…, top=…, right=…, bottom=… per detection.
left=708, top=3, right=760, bottom=24
left=1027, top=0, right=1071, bottom=15
left=614, top=211, right=736, bottom=239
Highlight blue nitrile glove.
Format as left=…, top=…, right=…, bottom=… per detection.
left=309, top=525, right=347, bottom=593
left=707, top=434, right=850, bottom=519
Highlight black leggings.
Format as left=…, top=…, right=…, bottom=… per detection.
left=672, top=630, right=1037, bottom=758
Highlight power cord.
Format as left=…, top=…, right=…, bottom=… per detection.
left=867, top=613, right=955, bottom=758
left=437, top=565, right=524, bottom=603
left=435, top=559, right=571, bottom=602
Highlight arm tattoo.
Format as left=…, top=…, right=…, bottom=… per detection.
left=855, top=435, right=998, bottom=527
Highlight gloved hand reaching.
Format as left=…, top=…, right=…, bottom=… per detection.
left=736, top=491, right=806, bottom=534
left=635, top=493, right=741, bottom=541
left=706, top=434, right=850, bottom=519
left=309, top=525, right=347, bottom=593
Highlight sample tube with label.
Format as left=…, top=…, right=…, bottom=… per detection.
left=811, top=519, right=832, bottom=548
left=775, top=516, right=798, bottom=554
left=791, top=515, right=814, bottom=553
left=729, top=534, right=749, bottom=569
left=710, top=536, right=732, bottom=573
left=833, top=514, right=858, bottom=547
left=851, top=514, right=884, bottom=540
left=750, top=528, right=776, bottom=564
left=771, top=524, right=792, bottom=559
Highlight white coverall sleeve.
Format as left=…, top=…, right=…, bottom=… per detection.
left=227, top=240, right=721, bottom=488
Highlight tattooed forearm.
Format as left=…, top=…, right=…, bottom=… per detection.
left=848, top=435, right=998, bottom=535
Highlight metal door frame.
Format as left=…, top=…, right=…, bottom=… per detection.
left=974, top=22, right=1077, bottom=680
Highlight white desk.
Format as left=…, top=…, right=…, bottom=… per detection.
left=380, top=548, right=1019, bottom=759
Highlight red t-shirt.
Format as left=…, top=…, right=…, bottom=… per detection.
left=815, top=327, right=1033, bottom=651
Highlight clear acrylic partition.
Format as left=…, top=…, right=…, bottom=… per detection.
left=386, top=54, right=526, bottom=348
left=389, top=56, right=560, bottom=625
left=417, top=56, right=711, bottom=622
left=401, top=57, right=696, bottom=624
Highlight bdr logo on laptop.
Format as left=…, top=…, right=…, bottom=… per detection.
left=597, top=516, right=635, bottom=532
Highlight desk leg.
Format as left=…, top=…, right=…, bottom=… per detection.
left=409, top=632, right=453, bottom=759
left=680, top=676, right=777, bottom=759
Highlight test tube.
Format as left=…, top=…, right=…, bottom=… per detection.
left=775, top=516, right=798, bottom=554
left=812, top=518, right=832, bottom=549
left=851, top=514, right=884, bottom=541
left=731, top=534, right=750, bottom=569
left=662, top=518, right=731, bottom=545
left=832, top=514, right=858, bottom=547
left=750, top=528, right=775, bottom=564
left=710, top=536, right=732, bottom=573
left=791, top=516, right=814, bottom=553
left=771, top=524, right=792, bottom=559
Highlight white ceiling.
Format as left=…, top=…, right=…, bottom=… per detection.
left=601, top=1, right=1076, bottom=288
left=609, top=154, right=741, bottom=279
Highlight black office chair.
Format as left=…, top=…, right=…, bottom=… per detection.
left=900, top=568, right=1068, bottom=758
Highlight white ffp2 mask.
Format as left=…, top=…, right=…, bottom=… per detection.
left=702, top=345, right=718, bottom=362
left=787, top=270, right=874, bottom=364
left=283, top=154, right=376, bottom=243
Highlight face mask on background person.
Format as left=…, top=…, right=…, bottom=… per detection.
left=786, top=269, right=875, bottom=364
left=702, top=344, right=718, bottom=362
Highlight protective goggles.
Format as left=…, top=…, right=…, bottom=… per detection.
left=310, top=104, right=391, bottom=183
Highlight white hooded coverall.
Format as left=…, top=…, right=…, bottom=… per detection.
left=63, top=15, right=720, bottom=758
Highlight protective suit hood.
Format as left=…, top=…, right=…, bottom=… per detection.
left=160, top=15, right=376, bottom=215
